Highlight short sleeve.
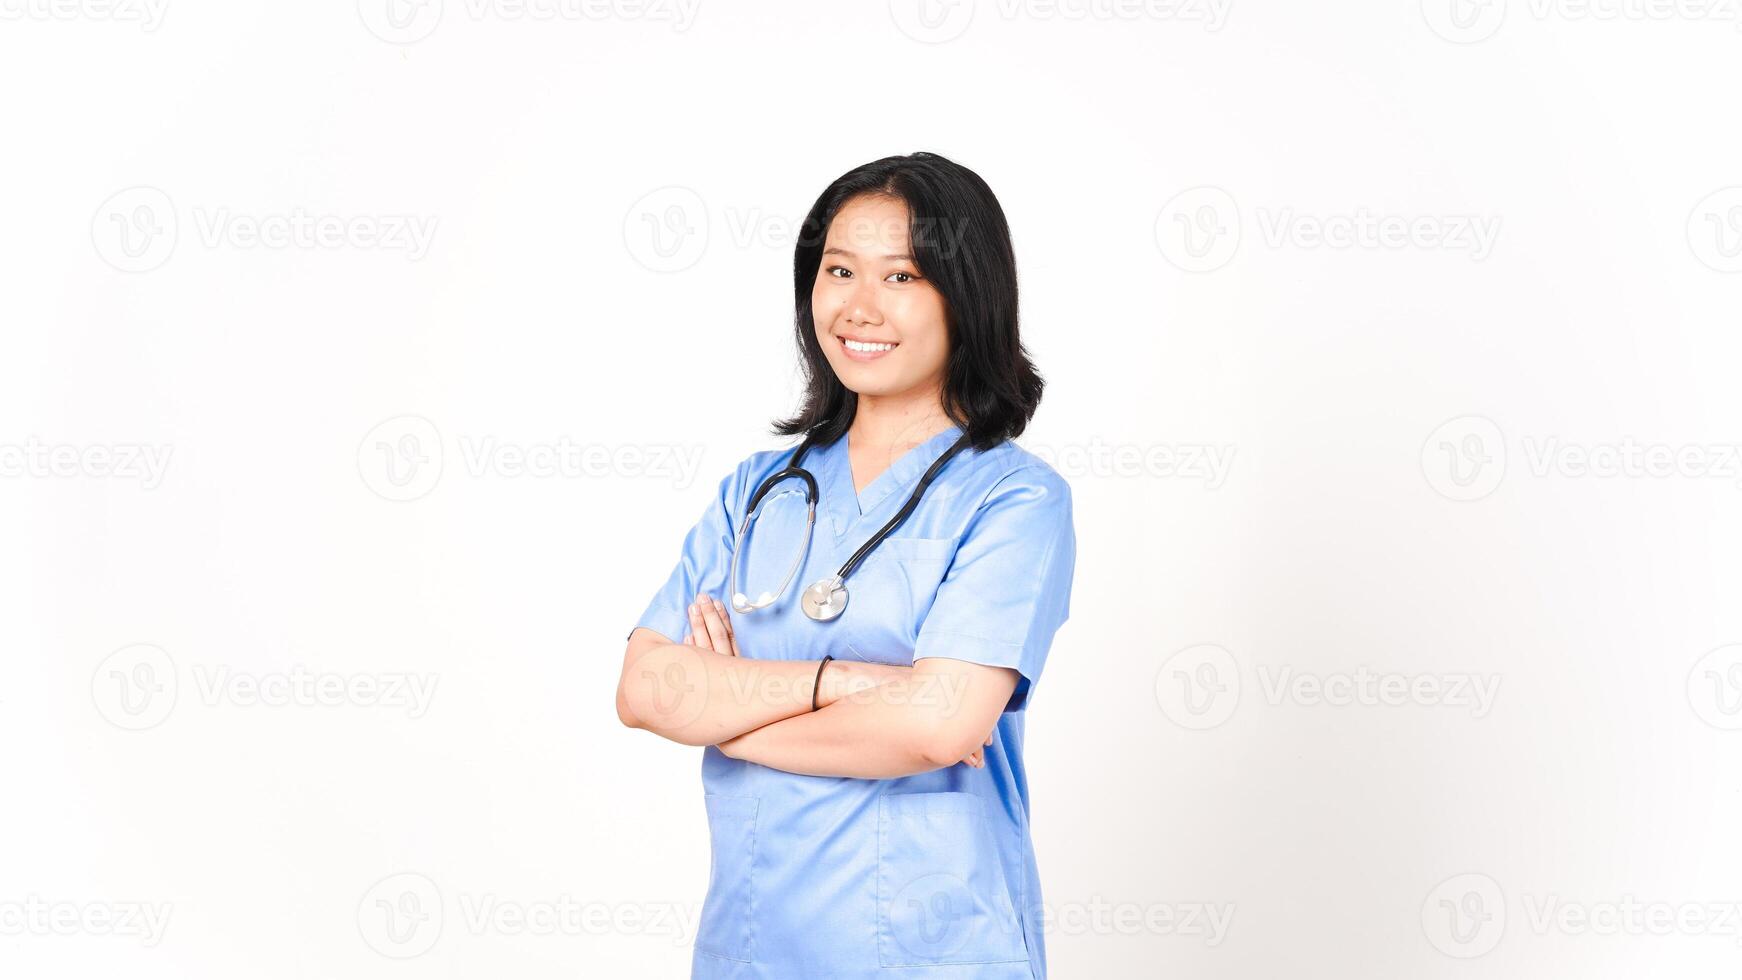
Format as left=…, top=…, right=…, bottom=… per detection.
left=630, top=469, right=738, bottom=643
left=912, top=465, right=1076, bottom=712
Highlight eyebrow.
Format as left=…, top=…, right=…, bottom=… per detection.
left=823, top=247, right=915, bottom=261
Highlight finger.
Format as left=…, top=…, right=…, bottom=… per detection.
left=710, top=597, right=741, bottom=657
left=687, top=602, right=713, bottom=651
left=696, top=595, right=732, bottom=653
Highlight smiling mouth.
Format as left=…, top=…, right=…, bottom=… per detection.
left=838, top=336, right=898, bottom=361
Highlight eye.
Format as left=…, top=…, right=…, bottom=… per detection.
left=825, top=265, right=852, bottom=279
left=887, top=271, right=919, bottom=284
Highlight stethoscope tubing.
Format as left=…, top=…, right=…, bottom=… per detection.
left=730, top=431, right=973, bottom=619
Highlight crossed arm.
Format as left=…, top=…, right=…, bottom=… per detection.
left=616, top=595, right=1016, bottom=779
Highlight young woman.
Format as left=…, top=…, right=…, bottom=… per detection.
left=616, top=152, right=1076, bottom=979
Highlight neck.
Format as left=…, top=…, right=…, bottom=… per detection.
left=848, top=382, right=952, bottom=452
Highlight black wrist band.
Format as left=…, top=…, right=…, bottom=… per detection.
left=812, top=655, right=834, bottom=712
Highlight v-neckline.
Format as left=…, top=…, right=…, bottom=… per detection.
left=829, top=424, right=965, bottom=522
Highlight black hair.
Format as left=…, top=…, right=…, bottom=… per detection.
left=773, top=151, right=1044, bottom=453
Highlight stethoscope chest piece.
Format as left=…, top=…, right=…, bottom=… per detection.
left=801, top=577, right=848, bottom=622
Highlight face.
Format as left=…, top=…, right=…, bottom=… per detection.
left=810, top=194, right=950, bottom=404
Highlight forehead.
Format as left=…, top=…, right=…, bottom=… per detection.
left=825, top=195, right=911, bottom=252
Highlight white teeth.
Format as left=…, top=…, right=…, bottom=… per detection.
left=843, top=339, right=895, bottom=353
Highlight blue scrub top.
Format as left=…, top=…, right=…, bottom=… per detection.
left=634, top=423, right=1076, bottom=979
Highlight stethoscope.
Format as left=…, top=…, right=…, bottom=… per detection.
left=728, top=432, right=973, bottom=622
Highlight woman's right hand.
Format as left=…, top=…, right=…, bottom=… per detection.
left=958, top=730, right=994, bottom=769
left=683, top=595, right=740, bottom=657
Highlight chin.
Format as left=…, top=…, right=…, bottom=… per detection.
left=829, top=366, right=897, bottom=394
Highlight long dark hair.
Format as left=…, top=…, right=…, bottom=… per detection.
left=773, top=152, right=1044, bottom=453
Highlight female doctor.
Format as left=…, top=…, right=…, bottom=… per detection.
left=616, top=152, right=1076, bottom=979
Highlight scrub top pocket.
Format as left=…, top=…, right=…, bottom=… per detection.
left=696, top=795, right=759, bottom=963
left=875, top=791, right=1028, bottom=968
left=840, top=536, right=957, bottom=666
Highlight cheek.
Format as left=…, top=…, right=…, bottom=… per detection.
left=897, top=296, right=950, bottom=366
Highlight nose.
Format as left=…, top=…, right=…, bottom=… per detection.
left=842, top=276, right=882, bottom=327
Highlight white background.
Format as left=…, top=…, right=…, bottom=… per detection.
left=5, top=0, right=1742, bottom=977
